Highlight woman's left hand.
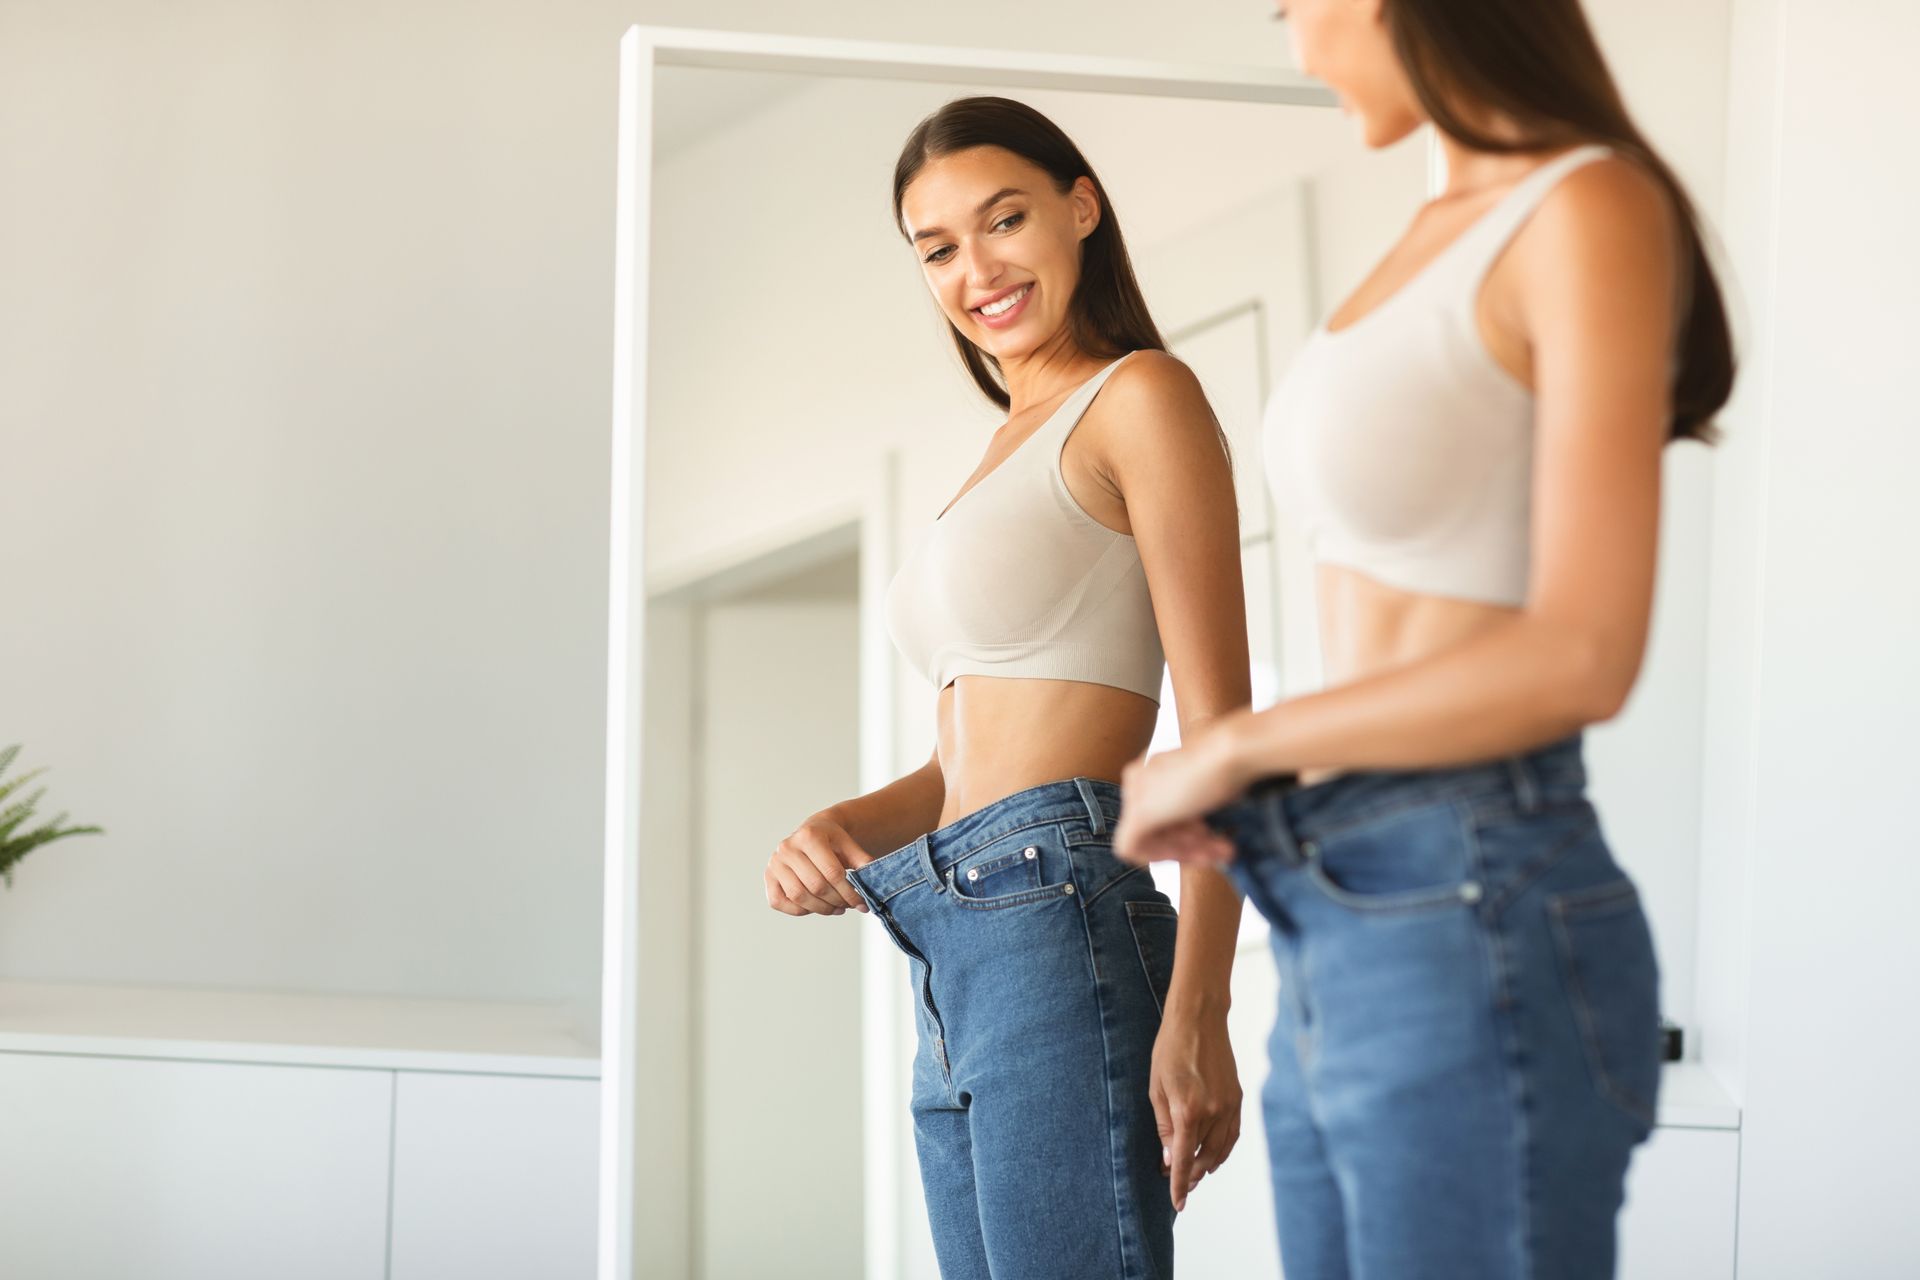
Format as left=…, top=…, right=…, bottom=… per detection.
left=1113, top=715, right=1249, bottom=866
left=1149, top=1008, right=1242, bottom=1211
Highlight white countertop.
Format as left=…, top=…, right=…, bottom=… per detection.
left=0, top=979, right=600, bottom=1078
left=1655, top=1060, right=1740, bottom=1130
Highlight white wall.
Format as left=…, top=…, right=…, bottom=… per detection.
left=0, top=0, right=619, bottom=1012
left=1704, top=2, right=1920, bottom=1274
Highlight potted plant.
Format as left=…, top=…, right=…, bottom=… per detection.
left=0, top=744, right=103, bottom=887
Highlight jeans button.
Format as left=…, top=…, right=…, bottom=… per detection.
left=1460, top=881, right=1484, bottom=904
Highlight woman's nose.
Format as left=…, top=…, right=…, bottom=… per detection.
left=961, top=241, right=1003, bottom=290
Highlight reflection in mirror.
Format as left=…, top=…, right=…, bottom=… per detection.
left=637, top=56, right=1423, bottom=1279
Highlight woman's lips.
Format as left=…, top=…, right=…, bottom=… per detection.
left=972, top=283, right=1033, bottom=330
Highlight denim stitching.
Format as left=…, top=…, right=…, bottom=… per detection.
left=946, top=880, right=1078, bottom=912
left=1302, top=860, right=1472, bottom=915
left=867, top=902, right=949, bottom=1084
left=1082, top=862, right=1149, bottom=909
left=1547, top=885, right=1658, bottom=1128
left=1297, top=801, right=1484, bottom=916
left=1124, top=901, right=1178, bottom=1018
left=1285, top=769, right=1585, bottom=848
left=1071, top=870, right=1146, bottom=1278
left=868, top=874, right=928, bottom=907
left=1482, top=907, right=1538, bottom=1280
left=1483, top=821, right=1597, bottom=919
left=933, top=816, right=1074, bottom=874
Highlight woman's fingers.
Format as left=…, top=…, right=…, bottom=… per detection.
left=1194, top=1110, right=1240, bottom=1177
left=764, top=867, right=807, bottom=916
left=1118, top=819, right=1235, bottom=868
left=770, top=857, right=844, bottom=915
left=795, top=836, right=866, bottom=912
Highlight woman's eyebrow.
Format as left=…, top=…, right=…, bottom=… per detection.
left=910, top=187, right=1029, bottom=242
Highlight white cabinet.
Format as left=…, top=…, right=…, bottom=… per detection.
left=0, top=981, right=599, bottom=1280
left=0, top=1053, right=392, bottom=1280
left=1620, top=1125, right=1741, bottom=1280
left=389, top=1073, right=599, bottom=1280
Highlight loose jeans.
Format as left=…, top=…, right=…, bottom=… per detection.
left=847, top=776, right=1178, bottom=1279
left=1204, top=733, right=1662, bottom=1280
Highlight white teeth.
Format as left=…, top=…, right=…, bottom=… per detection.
left=978, top=284, right=1030, bottom=317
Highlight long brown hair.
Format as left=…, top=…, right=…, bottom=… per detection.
left=1385, top=0, right=1734, bottom=443
left=892, top=97, right=1166, bottom=410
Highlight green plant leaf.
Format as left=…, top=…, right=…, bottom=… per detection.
left=0, top=764, right=47, bottom=810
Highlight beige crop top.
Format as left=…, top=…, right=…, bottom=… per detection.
left=1264, top=144, right=1614, bottom=607
left=884, top=350, right=1166, bottom=702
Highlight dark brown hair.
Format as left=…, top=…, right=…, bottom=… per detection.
left=892, top=96, right=1166, bottom=410
left=1384, top=0, right=1734, bottom=443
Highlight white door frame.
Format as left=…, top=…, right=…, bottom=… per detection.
left=603, top=24, right=1336, bottom=1279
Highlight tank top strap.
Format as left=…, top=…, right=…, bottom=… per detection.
left=1039, top=349, right=1141, bottom=454
left=1435, top=143, right=1616, bottom=311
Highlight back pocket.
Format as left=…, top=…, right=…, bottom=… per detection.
left=1125, top=900, right=1179, bottom=1016
left=1548, top=880, right=1663, bottom=1131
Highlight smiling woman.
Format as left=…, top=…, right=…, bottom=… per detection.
left=758, top=94, right=1256, bottom=1280
left=891, top=97, right=1167, bottom=411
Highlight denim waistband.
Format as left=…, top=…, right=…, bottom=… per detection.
left=1205, top=732, right=1589, bottom=856
left=850, top=775, right=1120, bottom=902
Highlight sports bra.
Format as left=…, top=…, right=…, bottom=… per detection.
left=1263, top=144, right=1615, bottom=606
left=884, top=350, right=1166, bottom=702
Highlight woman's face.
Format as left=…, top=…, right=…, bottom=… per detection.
left=1275, top=0, right=1425, bottom=148
left=898, top=146, right=1099, bottom=364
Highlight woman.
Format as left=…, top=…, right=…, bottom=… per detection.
left=763, top=97, right=1251, bottom=1279
left=1113, top=2, right=1735, bottom=1277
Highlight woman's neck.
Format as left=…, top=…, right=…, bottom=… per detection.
left=995, top=331, right=1102, bottom=419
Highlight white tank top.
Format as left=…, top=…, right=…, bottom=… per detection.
left=1264, top=145, right=1614, bottom=606
left=885, top=350, right=1165, bottom=702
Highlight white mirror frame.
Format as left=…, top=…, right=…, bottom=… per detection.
left=602, top=24, right=1340, bottom=1279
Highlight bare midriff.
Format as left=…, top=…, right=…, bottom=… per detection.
left=1296, top=562, right=1521, bottom=787
left=933, top=676, right=1159, bottom=828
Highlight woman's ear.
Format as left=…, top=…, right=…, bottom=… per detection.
left=1072, top=176, right=1102, bottom=241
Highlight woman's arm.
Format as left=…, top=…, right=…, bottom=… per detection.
left=1099, top=350, right=1253, bottom=1206
left=819, top=746, right=947, bottom=860
left=1099, top=351, right=1252, bottom=1008
left=766, top=747, right=944, bottom=917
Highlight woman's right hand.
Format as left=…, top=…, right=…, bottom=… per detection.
left=765, top=813, right=873, bottom=917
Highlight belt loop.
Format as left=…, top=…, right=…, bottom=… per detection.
left=1262, top=784, right=1309, bottom=867
left=1505, top=754, right=1542, bottom=815
left=1074, top=777, right=1108, bottom=835
left=915, top=833, right=946, bottom=892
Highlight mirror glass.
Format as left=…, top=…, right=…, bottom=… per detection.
left=637, top=59, right=1426, bottom=1278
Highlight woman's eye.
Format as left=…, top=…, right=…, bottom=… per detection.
left=923, top=246, right=953, bottom=264
left=994, top=213, right=1024, bottom=232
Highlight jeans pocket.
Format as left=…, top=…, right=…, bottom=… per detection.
left=1125, top=900, right=1179, bottom=1016
left=947, top=823, right=1078, bottom=911
left=1547, top=880, right=1663, bottom=1131
left=1302, top=798, right=1483, bottom=915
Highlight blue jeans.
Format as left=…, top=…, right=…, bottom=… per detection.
left=847, top=776, right=1178, bottom=1279
left=1204, top=734, right=1661, bottom=1280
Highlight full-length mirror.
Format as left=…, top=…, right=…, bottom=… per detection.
left=620, top=34, right=1426, bottom=1278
